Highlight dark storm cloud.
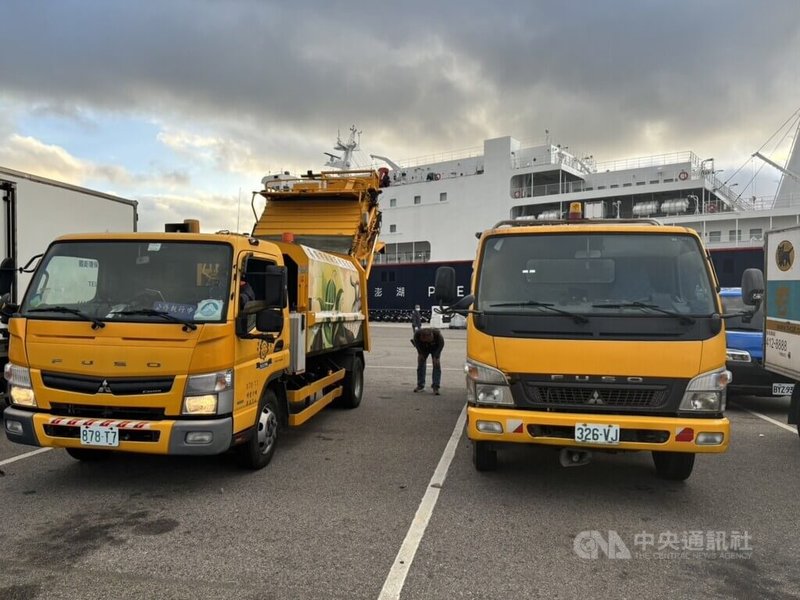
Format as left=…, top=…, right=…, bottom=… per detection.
left=1, top=0, right=799, bottom=161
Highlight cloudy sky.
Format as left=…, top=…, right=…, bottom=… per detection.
left=1, top=0, right=799, bottom=232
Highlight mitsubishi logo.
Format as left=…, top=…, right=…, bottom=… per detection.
left=587, top=390, right=604, bottom=405
left=97, top=380, right=113, bottom=394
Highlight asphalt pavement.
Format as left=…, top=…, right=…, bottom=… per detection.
left=1, top=324, right=798, bottom=599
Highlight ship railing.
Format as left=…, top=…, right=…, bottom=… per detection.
left=510, top=148, right=595, bottom=173
left=703, top=237, right=765, bottom=250
left=386, top=166, right=483, bottom=186
left=392, top=146, right=484, bottom=169
left=593, top=151, right=698, bottom=172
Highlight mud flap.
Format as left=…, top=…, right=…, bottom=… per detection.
left=788, top=384, right=800, bottom=425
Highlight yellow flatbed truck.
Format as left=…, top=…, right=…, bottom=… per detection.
left=435, top=205, right=732, bottom=480
left=1, top=170, right=381, bottom=469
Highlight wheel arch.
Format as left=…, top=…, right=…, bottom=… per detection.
left=262, top=369, right=289, bottom=427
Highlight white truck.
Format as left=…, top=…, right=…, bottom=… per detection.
left=742, top=223, right=800, bottom=436
left=0, top=166, right=138, bottom=403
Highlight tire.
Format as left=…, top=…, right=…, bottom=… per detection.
left=65, top=447, right=110, bottom=461
left=336, top=355, right=364, bottom=409
left=237, top=389, right=280, bottom=470
left=473, top=441, right=497, bottom=472
left=652, top=451, right=695, bottom=481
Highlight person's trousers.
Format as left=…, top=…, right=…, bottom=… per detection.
left=417, top=352, right=441, bottom=388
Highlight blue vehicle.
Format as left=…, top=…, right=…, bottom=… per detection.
left=720, top=288, right=795, bottom=398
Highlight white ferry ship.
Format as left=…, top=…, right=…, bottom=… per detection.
left=316, top=118, right=800, bottom=319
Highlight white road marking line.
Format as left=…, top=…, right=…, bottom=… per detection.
left=378, top=405, right=467, bottom=600
left=367, top=365, right=464, bottom=372
left=0, top=447, right=52, bottom=467
left=731, top=404, right=797, bottom=434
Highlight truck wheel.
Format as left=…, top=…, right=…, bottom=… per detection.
left=336, top=355, right=364, bottom=409
left=473, top=441, right=497, bottom=471
left=652, top=451, right=695, bottom=481
left=65, top=448, right=110, bottom=461
left=237, top=390, right=280, bottom=470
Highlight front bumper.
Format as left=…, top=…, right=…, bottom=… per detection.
left=3, top=407, right=233, bottom=456
left=467, top=406, right=729, bottom=453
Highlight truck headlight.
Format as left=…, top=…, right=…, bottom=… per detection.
left=4, top=363, right=37, bottom=407
left=679, top=368, right=731, bottom=412
left=183, top=369, right=233, bottom=415
left=465, top=359, right=513, bottom=406
left=726, top=349, right=751, bottom=363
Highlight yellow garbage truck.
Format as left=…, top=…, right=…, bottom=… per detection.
left=1, top=170, right=381, bottom=469
left=435, top=204, right=732, bottom=480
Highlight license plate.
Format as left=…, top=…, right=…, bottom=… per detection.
left=80, top=423, right=119, bottom=447
left=773, top=383, right=795, bottom=396
left=575, top=423, right=620, bottom=445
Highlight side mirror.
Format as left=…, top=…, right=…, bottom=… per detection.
left=0, top=257, right=15, bottom=297
left=741, top=268, right=764, bottom=306
left=256, top=308, right=283, bottom=334
left=243, top=264, right=287, bottom=309
left=0, top=291, right=17, bottom=325
left=450, top=294, right=474, bottom=312
left=434, top=267, right=457, bottom=306
left=262, top=265, right=287, bottom=309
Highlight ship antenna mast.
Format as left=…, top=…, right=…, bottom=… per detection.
left=325, top=125, right=362, bottom=170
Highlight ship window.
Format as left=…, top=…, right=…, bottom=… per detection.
left=708, top=231, right=721, bottom=242
left=414, top=195, right=421, bottom=205
left=389, top=198, right=396, bottom=207
left=636, top=181, right=646, bottom=186
left=440, top=192, right=447, bottom=202
left=749, top=228, right=762, bottom=241
left=379, top=241, right=431, bottom=264
left=390, top=224, right=397, bottom=233
left=728, top=229, right=741, bottom=242
left=649, top=180, right=659, bottom=184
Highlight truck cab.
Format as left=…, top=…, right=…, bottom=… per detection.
left=436, top=211, right=731, bottom=480
left=2, top=171, right=382, bottom=469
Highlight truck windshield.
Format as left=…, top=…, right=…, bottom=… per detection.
left=476, top=232, right=715, bottom=317
left=20, top=241, right=233, bottom=325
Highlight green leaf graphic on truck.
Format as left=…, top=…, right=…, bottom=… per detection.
left=305, top=246, right=364, bottom=353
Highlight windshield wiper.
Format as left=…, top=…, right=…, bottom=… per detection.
left=487, top=301, right=589, bottom=324
left=591, top=301, right=696, bottom=325
left=27, top=306, right=106, bottom=329
left=111, top=308, right=198, bottom=331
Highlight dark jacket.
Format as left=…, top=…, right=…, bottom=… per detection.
left=413, top=327, right=444, bottom=356
left=411, top=309, right=422, bottom=329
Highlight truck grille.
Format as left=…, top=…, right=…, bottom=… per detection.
left=49, top=403, right=166, bottom=421
left=41, top=372, right=174, bottom=396
left=524, top=384, right=668, bottom=409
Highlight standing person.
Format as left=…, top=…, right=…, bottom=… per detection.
left=411, top=304, right=422, bottom=333
left=412, top=327, right=444, bottom=394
